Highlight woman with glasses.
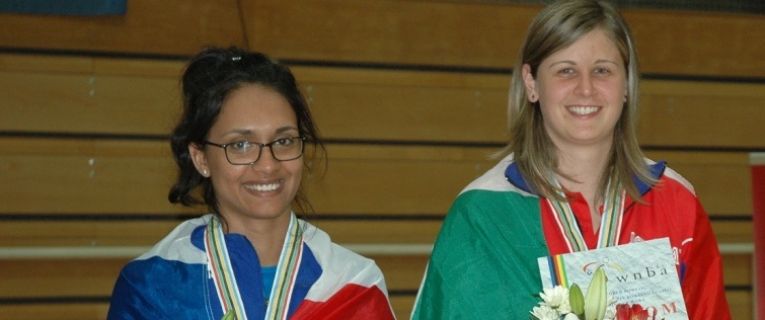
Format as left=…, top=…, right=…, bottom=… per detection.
left=108, top=47, right=395, bottom=319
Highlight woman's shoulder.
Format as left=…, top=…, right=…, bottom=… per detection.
left=299, top=221, right=388, bottom=298
left=644, top=158, right=696, bottom=196
left=460, top=153, right=536, bottom=198
left=301, top=221, right=378, bottom=270
left=133, top=215, right=210, bottom=264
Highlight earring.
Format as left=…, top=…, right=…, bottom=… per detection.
left=529, top=93, right=537, bottom=102
left=202, top=169, right=209, bottom=177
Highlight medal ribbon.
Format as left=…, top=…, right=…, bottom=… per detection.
left=546, top=173, right=626, bottom=252
left=205, top=215, right=247, bottom=320
left=205, top=214, right=304, bottom=320
left=264, top=214, right=304, bottom=320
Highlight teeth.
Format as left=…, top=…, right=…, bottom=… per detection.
left=568, top=105, right=598, bottom=115
left=245, top=183, right=280, bottom=192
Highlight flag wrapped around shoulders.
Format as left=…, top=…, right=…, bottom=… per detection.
left=412, top=155, right=549, bottom=319
left=108, top=215, right=395, bottom=320
left=411, top=154, right=730, bottom=319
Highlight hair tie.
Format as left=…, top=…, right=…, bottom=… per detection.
left=231, top=56, right=241, bottom=62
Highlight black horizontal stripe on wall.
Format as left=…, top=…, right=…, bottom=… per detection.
left=0, top=296, right=110, bottom=305
left=3, top=131, right=765, bottom=153
left=0, top=213, right=751, bottom=222
left=0, top=213, right=446, bottom=221
left=500, top=0, right=765, bottom=15
left=388, top=289, right=419, bottom=297
left=708, top=215, right=754, bottom=222
left=0, top=46, right=188, bottom=61
left=0, top=213, right=201, bottom=221
left=3, top=47, right=765, bottom=84
left=641, top=145, right=765, bottom=153
left=0, top=130, right=167, bottom=141
left=725, top=285, right=753, bottom=292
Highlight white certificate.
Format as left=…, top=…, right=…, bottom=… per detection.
left=538, top=237, right=688, bottom=319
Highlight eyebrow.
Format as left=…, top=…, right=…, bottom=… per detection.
left=548, top=59, right=620, bottom=69
left=224, top=126, right=299, bottom=137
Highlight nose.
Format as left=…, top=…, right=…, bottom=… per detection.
left=250, top=146, right=280, bottom=172
left=575, top=74, right=593, bottom=97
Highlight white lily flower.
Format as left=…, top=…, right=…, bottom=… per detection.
left=540, top=285, right=570, bottom=308
left=531, top=305, right=560, bottom=320
left=563, top=313, right=581, bottom=320
left=584, top=268, right=608, bottom=320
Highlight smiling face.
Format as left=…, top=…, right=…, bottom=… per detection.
left=189, top=84, right=302, bottom=226
left=522, top=27, right=627, bottom=151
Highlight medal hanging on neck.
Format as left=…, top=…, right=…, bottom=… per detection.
left=205, top=214, right=304, bottom=320
left=546, top=173, right=626, bottom=252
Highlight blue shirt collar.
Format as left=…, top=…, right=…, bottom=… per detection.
left=504, top=160, right=666, bottom=196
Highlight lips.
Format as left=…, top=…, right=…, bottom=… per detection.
left=243, top=181, right=281, bottom=192
left=567, top=105, right=600, bottom=116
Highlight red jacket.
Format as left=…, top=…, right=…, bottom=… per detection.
left=537, top=162, right=732, bottom=319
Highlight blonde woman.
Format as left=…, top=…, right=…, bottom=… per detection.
left=412, top=1, right=730, bottom=318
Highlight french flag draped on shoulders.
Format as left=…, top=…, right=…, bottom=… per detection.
left=108, top=215, right=395, bottom=319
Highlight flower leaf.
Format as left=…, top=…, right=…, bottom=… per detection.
left=569, top=284, right=585, bottom=316
left=584, top=267, right=608, bottom=320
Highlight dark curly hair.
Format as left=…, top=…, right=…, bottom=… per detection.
left=168, top=47, right=324, bottom=215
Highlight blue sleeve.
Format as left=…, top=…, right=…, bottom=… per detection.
left=107, top=263, right=163, bottom=320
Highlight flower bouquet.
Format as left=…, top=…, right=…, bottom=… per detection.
left=531, top=267, right=611, bottom=320
left=531, top=267, right=651, bottom=320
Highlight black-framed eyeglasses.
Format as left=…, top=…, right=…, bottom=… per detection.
left=204, top=137, right=305, bottom=165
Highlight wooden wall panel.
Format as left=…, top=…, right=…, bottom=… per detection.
left=712, top=221, right=754, bottom=244
left=0, top=304, right=109, bottom=320
left=0, top=139, right=183, bottom=214
left=0, top=259, right=125, bottom=298
left=244, top=0, right=765, bottom=77
left=722, top=254, right=753, bottom=286
left=4, top=295, right=750, bottom=320
left=391, top=295, right=415, bottom=320
left=0, top=219, right=752, bottom=251
left=0, top=70, right=180, bottom=135
left=0, top=255, right=425, bottom=296
left=0, top=221, right=180, bottom=247
left=242, top=0, right=532, bottom=69
left=3, top=54, right=765, bottom=148
left=377, top=255, right=429, bottom=291
left=0, top=54, right=181, bottom=135
left=2, top=1, right=763, bottom=77
left=644, top=151, right=752, bottom=216
left=0, top=139, right=496, bottom=215
left=0, top=41, right=759, bottom=319
left=0, top=254, right=750, bottom=318
left=639, top=80, right=765, bottom=148
left=0, top=220, right=442, bottom=247
left=726, top=291, right=753, bottom=320
left=0, top=0, right=245, bottom=55
left=0, top=138, right=752, bottom=217
left=624, top=9, right=765, bottom=78
left=300, top=71, right=508, bottom=142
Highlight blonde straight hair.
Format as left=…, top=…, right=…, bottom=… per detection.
left=502, top=0, right=656, bottom=201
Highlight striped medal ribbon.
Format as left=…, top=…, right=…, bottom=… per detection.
left=264, top=214, right=304, bottom=320
left=205, top=214, right=304, bottom=320
left=205, top=215, right=248, bottom=320
left=546, top=173, right=626, bottom=252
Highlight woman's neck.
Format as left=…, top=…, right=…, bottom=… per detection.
left=555, top=143, right=612, bottom=230
left=557, top=146, right=610, bottom=186
left=222, top=213, right=291, bottom=266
